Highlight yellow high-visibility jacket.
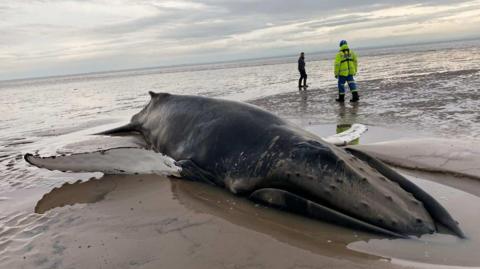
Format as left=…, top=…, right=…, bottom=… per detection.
left=334, top=44, right=358, bottom=77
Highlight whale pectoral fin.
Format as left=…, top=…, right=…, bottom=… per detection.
left=24, top=148, right=181, bottom=176
left=176, top=160, right=217, bottom=186
left=323, top=124, right=368, bottom=146
left=250, top=188, right=407, bottom=238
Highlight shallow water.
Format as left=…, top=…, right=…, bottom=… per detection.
left=1, top=39, right=480, bottom=268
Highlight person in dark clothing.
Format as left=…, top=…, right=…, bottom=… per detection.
left=298, top=52, right=308, bottom=89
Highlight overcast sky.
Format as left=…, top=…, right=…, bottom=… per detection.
left=1, top=0, right=479, bottom=81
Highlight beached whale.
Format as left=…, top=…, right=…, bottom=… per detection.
left=25, top=92, right=464, bottom=238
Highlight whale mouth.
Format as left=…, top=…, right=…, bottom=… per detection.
left=250, top=187, right=409, bottom=238
left=284, top=140, right=440, bottom=237
left=250, top=148, right=465, bottom=239
left=345, top=148, right=465, bottom=239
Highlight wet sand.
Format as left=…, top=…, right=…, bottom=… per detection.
left=0, top=175, right=400, bottom=269
left=1, top=88, right=479, bottom=268
left=1, top=124, right=480, bottom=269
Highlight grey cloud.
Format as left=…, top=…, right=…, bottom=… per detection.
left=200, top=0, right=471, bottom=17
left=304, top=16, right=373, bottom=29
left=332, top=3, right=480, bottom=35
left=90, top=4, right=227, bottom=36
left=0, top=0, right=479, bottom=80
left=89, top=0, right=474, bottom=41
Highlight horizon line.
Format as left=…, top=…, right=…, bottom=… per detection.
left=1, top=36, right=479, bottom=84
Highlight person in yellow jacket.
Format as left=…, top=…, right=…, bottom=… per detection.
left=334, top=40, right=359, bottom=102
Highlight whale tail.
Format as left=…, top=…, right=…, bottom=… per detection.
left=95, top=123, right=138, bottom=135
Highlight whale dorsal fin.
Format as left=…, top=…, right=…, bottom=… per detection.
left=149, top=91, right=170, bottom=99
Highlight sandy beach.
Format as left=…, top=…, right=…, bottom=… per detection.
left=1, top=123, right=480, bottom=269
left=0, top=174, right=399, bottom=269
left=1, top=40, right=480, bottom=268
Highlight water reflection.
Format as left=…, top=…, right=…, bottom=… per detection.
left=337, top=124, right=360, bottom=145
left=170, top=178, right=379, bottom=260
left=34, top=175, right=379, bottom=260
left=297, top=90, right=310, bottom=126
left=34, top=176, right=116, bottom=214
left=299, top=90, right=308, bottom=114
left=337, top=102, right=359, bottom=123
left=336, top=103, right=361, bottom=144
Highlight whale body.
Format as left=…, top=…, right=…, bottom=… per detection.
left=25, top=92, right=464, bottom=238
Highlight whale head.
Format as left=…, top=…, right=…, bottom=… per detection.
left=254, top=139, right=459, bottom=237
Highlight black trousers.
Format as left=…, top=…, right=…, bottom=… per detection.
left=299, top=70, right=307, bottom=86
